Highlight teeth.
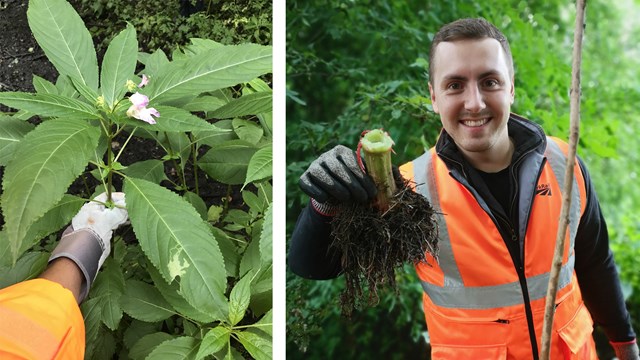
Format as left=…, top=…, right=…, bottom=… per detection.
left=462, top=118, right=489, bottom=127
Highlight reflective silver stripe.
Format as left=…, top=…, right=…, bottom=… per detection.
left=421, top=255, right=575, bottom=309
left=413, top=152, right=464, bottom=287
left=414, top=139, right=582, bottom=310
left=544, top=138, right=582, bottom=250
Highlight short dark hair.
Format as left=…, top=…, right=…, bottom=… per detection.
left=428, top=18, right=514, bottom=83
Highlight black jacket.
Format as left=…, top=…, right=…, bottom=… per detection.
left=288, top=114, right=636, bottom=343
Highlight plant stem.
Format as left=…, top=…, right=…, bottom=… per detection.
left=191, top=137, right=200, bottom=195
left=113, top=127, right=137, bottom=164
left=360, top=129, right=396, bottom=211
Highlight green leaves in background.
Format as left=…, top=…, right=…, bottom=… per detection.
left=146, top=44, right=272, bottom=104
left=27, top=0, right=98, bottom=89
left=1, top=118, right=100, bottom=262
left=124, top=178, right=229, bottom=320
left=100, top=23, right=138, bottom=108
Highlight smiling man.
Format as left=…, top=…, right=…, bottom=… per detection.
left=289, top=18, right=638, bottom=359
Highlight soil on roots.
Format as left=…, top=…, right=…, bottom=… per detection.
left=330, top=176, right=439, bottom=316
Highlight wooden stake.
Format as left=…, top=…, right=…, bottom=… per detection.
left=539, top=0, right=587, bottom=359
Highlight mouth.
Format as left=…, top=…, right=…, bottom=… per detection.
left=460, top=117, right=491, bottom=127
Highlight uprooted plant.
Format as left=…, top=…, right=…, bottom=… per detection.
left=330, top=129, right=439, bottom=316
left=0, top=0, right=273, bottom=358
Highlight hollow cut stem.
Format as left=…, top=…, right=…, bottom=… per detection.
left=360, top=129, right=396, bottom=211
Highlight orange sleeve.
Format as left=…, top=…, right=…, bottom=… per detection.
left=0, top=279, right=85, bottom=360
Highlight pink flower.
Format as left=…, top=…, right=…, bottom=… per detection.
left=126, top=92, right=159, bottom=124
left=139, top=74, right=149, bottom=88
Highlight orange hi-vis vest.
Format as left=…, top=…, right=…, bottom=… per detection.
left=400, top=137, right=597, bottom=360
left=0, top=279, right=85, bottom=359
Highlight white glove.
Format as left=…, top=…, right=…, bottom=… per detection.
left=50, top=192, right=128, bottom=302
left=71, top=191, right=128, bottom=267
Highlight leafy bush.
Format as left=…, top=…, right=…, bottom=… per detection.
left=0, top=0, right=272, bottom=358
left=69, top=0, right=272, bottom=55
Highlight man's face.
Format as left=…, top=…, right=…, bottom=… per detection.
left=429, top=38, right=514, bottom=161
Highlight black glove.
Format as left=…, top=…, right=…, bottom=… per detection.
left=299, top=145, right=377, bottom=204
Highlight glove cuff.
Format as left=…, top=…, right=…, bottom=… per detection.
left=311, top=198, right=340, bottom=216
left=611, top=339, right=639, bottom=360
left=49, top=228, right=105, bottom=302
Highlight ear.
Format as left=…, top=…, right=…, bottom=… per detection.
left=429, top=82, right=439, bottom=113
left=509, top=76, right=515, bottom=104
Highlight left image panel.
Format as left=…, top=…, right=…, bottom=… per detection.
left=0, top=0, right=273, bottom=358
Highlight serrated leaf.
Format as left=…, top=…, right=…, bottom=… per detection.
left=1, top=118, right=100, bottom=262
left=196, top=327, right=230, bottom=360
left=142, top=49, right=169, bottom=77
left=124, top=178, right=228, bottom=319
left=121, top=159, right=168, bottom=184
left=101, top=23, right=138, bottom=107
left=68, top=75, right=100, bottom=104
left=183, top=95, right=227, bottom=112
left=117, top=105, right=223, bottom=133
left=80, top=297, right=103, bottom=352
left=32, top=75, right=58, bottom=94
left=20, top=194, right=85, bottom=255
left=198, top=140, right=257, bottom=185
left=145, top=336, right=200, bottom=360
left=229, top=271, right=253, bottom=325
left=123, top=320, right=162, bottom=350
left=183, top=191, right=207, bottom=221
left=0, top=92, right=101, bottom=119
left=232, top=119, right=263, bottom=145
left=130, top=332, right=175, bottom=360
left=146, top=44, right=272, bottom=104
left=0, top=252, right=49, bottom=288
left=27, top=0, right=98, bottom=89
left=146, top=263, right=216, bottom=323
left=244, top=146, right=272, bottom=186
left=209, top=91, right=272, bottom=120
left=236, top=330, right=272, bottom=360
left=259, top=204, right=272, bottom=265
left=119, top=279, right=175, bottom=322
left=248, top=78, right=271, bottom=93
left=0, top=117, right=34, bottom=166
left=193, top=120, right=237, bottom=147
left=91, top=258, right=125, bottom=330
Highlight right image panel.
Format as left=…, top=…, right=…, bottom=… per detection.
left=285, top=1, right=640, bottom=359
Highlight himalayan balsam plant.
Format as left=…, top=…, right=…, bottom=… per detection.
left=0, top=0, right=273, bottom=358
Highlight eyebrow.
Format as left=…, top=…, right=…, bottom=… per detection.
left=441, top=70, right=503, bottom=83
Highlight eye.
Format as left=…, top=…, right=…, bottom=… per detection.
left=483, top=79, right=500, bottom=88
left=446, top=82, right=462, bottom=90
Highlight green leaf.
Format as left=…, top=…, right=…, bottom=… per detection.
left=0, top=117, right=34, bottom=166
left=198, top=140, right=257, bottom=185
left=130, top=332, right=175, bottom=360
left=232, top=119, right=264, bottom=145
left=209, top=226, right=241, bottom=277
left=122, top=159, right=168, bottom=184
left=244, top=146, right=272, bottom=186
left=101, top=23, right=138, bottom=108
left=183, top=95, right=227, bottom=113
left=209, top=91, right=272, bottom=119
left=0, top=92, right=101, bottom=120
left=229, top=271, right=253, bottom=325
left=124, top=178, right=228, bottom=319
left=146, top=44, right=272, bottom=104
left=146, top=263, right=216, bottom=324
left=142, top=49, right=169, bottom=77
left=91, top=258, right=125, bottom=331
left=119, top=279, right=175, bottom=322
left=183, top=192, right=208, bottom=221
left=254, top=309, right=273, bottom=336
left=27, top=0, right=98, bottom=89
left=236, top=330, right=272, bottom=360
left=145, top=336, right=200, bottom=360
left=80, top=297, right=103, bottom=354
left=21, top=194, right=85, bottom=255
left=259, top=204, right=273, bottom=265
left=0, top=251, right=49, bottom=288
left=123, top=320, right=162, bottom=350
left=118, top=105, right=224, bottom=133
left=1, top=118, right=100, bottom=262
left=68, top=75, right=100, bottom=103
left=195, top=326, right=230, bottom=360
left=193, top=121, right=237, bottom=148
left=32, top=75, right=58, bottom=94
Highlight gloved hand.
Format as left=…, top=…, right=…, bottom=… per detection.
left=612, top=340, right=640, bottom=360
left=49, top=192, right=128, bottom=301
left=299, top=145, right=377, bottom=206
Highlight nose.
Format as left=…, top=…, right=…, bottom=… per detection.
left=464, top=85, right=486, bottom=113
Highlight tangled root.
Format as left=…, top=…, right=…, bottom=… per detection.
left=330, top=177, right=438, bottom=316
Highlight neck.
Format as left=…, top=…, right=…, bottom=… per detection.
left=462, top=137, right=515, bottom=173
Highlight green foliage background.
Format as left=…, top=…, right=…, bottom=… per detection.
left=286, top=0, right=640, bottom=358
